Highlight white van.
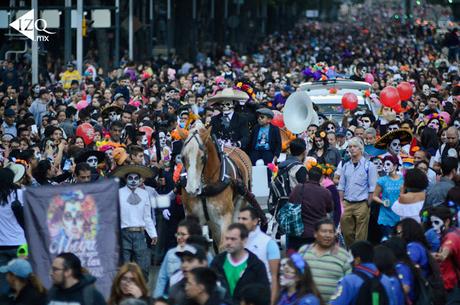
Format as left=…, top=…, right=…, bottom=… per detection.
left=299, top=80, right=378, bottom=125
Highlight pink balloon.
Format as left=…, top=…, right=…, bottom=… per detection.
left=76, top=100, right=88, bottom=111
left=364, top=73, right=374, bottom=85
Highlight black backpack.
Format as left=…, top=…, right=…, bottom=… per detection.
left=268, top=161, right=301, bottom=214
left=354, top=270, right=390, bottom=305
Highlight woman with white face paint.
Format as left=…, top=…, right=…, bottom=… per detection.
left=276, top=254, right=323, bottom=305
left=372, top=155, right=404, bottom=239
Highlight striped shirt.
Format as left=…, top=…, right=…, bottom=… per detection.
left=299, top=243, right=352, bottom=302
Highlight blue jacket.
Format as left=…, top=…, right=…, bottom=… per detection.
left=329, top=263, right=402, bottom=305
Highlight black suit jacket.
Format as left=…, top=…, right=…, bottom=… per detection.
left=210, top=112, right=250, bottom=150
left=249, top=124, right=282, bottom=158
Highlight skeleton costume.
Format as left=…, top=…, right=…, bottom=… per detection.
left=113, top=165, right=157, bottom=280
left=208, top=88, right=250, bottom=150
left=374, top=129, right=413, bottom=170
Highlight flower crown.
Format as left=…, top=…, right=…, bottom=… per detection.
left=235, top=81, right=257, bottom=101
left=290, top=253, right=307, bottom=274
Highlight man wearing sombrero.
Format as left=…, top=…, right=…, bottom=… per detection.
left=374, top=129, right=413, bottom=168
left=207, top=88, right=250, bottom=150
left=113, top=164, right=157, bottom=280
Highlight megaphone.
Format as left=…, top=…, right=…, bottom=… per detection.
left=283, top=91, right=319, bottom=134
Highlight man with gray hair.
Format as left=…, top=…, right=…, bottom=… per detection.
left=364, top=127, right=385, bottom=157
left=338, top=137, right=378, bottom=247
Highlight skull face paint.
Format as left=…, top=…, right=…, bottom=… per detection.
left=127, top=173, right=141, bottom=189
left=86, top=156, right=98, bottom=168
left=159, top=131, right=167, bottom=148
left=428, top=119, right=440, bottom=132
left=221, top=101, right=235, bottom=113
left=383, top=160, right=396, bottom=175
left=430, top=215, right=445, bottom=234
left=318, top=116, right=325, bottom=126
left=361, top=118, right=372, bottom=129
left=109, top=111, right=120, bottom=122
left=453, top=120, right=460, bottom=130
left=326, top=124, right=336, bottom=133
left=346, top=130, right=354, bottom=140
left=422, top=84, right=430, bottom=96
left=388, top=139, right=401, bottom=155
left=372, top=158, right=383, bottom=172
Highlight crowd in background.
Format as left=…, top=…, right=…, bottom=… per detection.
left=0, top=0, right=459, bottom=304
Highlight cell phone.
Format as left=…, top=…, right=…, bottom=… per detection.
left=31, top=124, right=38, bottom=135
left=63, top=159, right=72, bottom=171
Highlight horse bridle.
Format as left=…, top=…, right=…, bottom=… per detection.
left=183, top=130, right=209, bottom=165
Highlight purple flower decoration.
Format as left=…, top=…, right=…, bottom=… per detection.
left=303, top=67, right=313, bottom=78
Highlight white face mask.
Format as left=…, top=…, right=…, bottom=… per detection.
left=86, top=156, right=98, bottom=168
left=389, top=139, right=401, bottom=155
left=279, top=274, right=296, bottom=288
left=430, top=215, right=445, bottom=234
left=383, top=160, right=395, bottom=175
left=127, top=173, right=140, bottom=189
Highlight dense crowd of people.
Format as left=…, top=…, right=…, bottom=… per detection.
left=0, top=0, right=459, bottom=304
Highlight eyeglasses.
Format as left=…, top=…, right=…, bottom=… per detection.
left=175, top=232, right=188, bottom=238
left=51, top=267, right=65, bottom=272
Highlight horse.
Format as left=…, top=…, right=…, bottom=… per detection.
left=180, top=120, right=253, bottom=250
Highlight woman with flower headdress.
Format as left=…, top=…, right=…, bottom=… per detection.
left=276, top=253, right=324, bottom=305
left=307, top=131, right=341, bottom=167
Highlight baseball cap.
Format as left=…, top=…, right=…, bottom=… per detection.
left=113, top=93, right=125, bottom=101
left=0, top=259, right=32, bottom=278
left=336, top=127, right=346, bottom=137
left=176, top=244, right=207, bottom=261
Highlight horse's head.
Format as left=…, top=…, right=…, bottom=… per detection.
left=181, top=121, right=211, bottom=196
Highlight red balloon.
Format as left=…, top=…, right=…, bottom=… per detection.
left=380, top=86, right=400, bottom=107
left=397, top=82, right=413, bottom=101
left=76, top=123, right=95, bottom=145
left=341, top=93, right=358, bottom=110
left=271, top=110, right=285, bottom=128
left=392, top=103, right=404, bottom=113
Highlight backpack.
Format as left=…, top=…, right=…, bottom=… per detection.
left=269, top=161, right=301, bottom=214
left=277, top=201, right=304, bottom=237
left=354, top=270, right=390, bottom=305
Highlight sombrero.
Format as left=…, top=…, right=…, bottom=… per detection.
left=206, top=88, right=249, bottom=105
left=101, top=105, right=123, bottom=118
left=5, top=163, right=26, bottom=183
left=374, top=129, right=413, bottom=149
left=75, top=149, right=106, bottom=164
left=112, top=165, right=154, bottom=179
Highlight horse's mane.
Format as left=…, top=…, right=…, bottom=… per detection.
left=189, top=119, right=206, bottom=133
